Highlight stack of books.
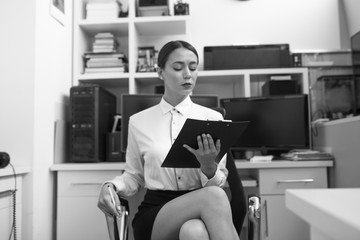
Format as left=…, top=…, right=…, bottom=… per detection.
left=92, top=32, right=119, bottom=53
left=84, top=52, right=128, bottom=74
left=86, top=0, right=121, bottom=20
left=83, top=32, right=127, bottom=74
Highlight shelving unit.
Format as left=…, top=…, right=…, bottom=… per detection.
left=72, top=0, right=310, bottom=106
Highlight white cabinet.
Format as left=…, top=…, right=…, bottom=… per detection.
left=56, top=170, right=120, bottom=240
left=257, top=167, right=328, bottom=240
left=53, top=161, right=332, bottom=240
left=55, top=168, right=145, bottom=240
left=0, top=174, right=23, bottom=240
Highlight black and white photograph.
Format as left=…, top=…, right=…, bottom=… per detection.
left=1, top=1, right=360, bottom=240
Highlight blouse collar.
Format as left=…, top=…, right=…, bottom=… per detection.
left=160, top=96, right=193, bottom=115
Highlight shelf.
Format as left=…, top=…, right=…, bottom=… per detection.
left=78, top=72, right=130, bottom=80
left=134, top=16, right=188, bottom=36
left=78, top=76, right=130, bottom=88
left=79, top=19, right=129, bottom=36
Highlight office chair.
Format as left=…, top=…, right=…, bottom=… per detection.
left=105, top=107, right=259, bottom=240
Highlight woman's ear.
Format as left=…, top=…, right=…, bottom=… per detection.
left=157, top=67, right=164, bottom=81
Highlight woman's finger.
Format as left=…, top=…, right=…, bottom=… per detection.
left=201, top=134, right=209, bottom=151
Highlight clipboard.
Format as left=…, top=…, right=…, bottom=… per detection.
left=161, top=119, right=250, bottom=168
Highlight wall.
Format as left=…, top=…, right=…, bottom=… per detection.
left=0, top=0, right=72, bottom=240
left=342, top=0, right=360, bottom=36
left=0, top=1, right=36, bottom=237
left=0, top=0, right=35, bottom=168
left=26, top=0, right=73, bottom=239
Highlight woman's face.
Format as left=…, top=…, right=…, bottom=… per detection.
left=158, top=47, right=198, bottom=105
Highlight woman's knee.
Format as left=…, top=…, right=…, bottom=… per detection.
left=179, top=219, right=209, bottom=240
left=203, top=186, right=229, bottom=207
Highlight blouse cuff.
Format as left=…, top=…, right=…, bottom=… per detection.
left=200, top=164, right=224, bottom=187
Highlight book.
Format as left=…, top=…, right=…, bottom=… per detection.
left=161, top=119, right=249, bottom=168
left=84, top=52, right=126, bottom=59
left=86, top=60, right=124, bottom=68
left=84, top=66, right=126, bottom=73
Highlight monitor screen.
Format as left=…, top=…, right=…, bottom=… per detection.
left=220, top=94, right=311, bottom=154
left=121, top=94, right=219, bottom=152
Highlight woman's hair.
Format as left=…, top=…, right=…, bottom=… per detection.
left=157, top=40, right=199, bottom=69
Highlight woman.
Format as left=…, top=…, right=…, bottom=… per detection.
left=98, top=40, right=240, bottom=240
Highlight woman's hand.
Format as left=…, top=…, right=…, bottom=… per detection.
left=183, top=133, right=220, bottom=178
left=97, top=183, right=123, bottom=217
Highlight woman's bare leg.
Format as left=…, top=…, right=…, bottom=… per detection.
left=179, top=219, right=209, bottom=240
left=151, top=186, right=240, bottom=240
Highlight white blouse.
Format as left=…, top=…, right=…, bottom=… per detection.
left=110, top=96, right=228, bottom=197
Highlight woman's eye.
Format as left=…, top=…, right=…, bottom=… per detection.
left=173, top=64, right=182, bottom=71
left=189, top=64, right=198, bottom=71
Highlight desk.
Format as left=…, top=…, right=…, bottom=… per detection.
left=286, top=188, right=360, bottom=240
left=51, top=160, right=333, bottom=240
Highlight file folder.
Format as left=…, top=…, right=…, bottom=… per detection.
left=161, top=119, right=249, bottom=168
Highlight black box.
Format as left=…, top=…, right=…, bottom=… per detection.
left=204, top=44, right=291, bottom=70
left=70, top=85, right=117, bottom=162
left=106, top=132, right=123, bottom=162
left=262, top=80, right=300, bottom=96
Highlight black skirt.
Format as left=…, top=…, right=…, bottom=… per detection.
left=132, top=189, right=192, bottom=240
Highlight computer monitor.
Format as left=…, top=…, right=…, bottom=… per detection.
left=351, top=30, right=360, bottom=114
left=121, top=94, right=219, bottom=152
left=220, top=94, right=311, bottom=155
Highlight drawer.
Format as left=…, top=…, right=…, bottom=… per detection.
left=0, top=175, right=22, bottom=209
left=58, top=170, right=123, bottom=197
left=258, top=167, right=327, bottom=195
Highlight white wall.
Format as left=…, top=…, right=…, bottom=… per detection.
left=342, top=0, right=360, bottom=36
left=0, top=0, right=35, bottom=167
left=0, top=0, right=72, bottom=239
left=25, top=0, right=73, bottom=239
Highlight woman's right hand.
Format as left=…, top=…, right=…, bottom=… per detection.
left=97, top=183, right=123, bottom=217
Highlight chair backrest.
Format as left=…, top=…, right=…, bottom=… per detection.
left=226, top=150, right=247, bottom=234
left=212, top=107, right=247, bottom=234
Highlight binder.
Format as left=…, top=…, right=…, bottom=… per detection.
left=161, top=119, right=249, bottom=168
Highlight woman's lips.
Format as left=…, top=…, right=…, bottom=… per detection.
left=182, top=82, right=192, bottom=88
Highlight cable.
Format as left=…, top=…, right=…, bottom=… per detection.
left=8, top=163, right=17, bottom=240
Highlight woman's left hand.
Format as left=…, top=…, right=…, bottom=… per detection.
left=183, top=133, right=220, bottom=178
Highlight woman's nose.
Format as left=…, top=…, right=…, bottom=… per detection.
left=183, top=69, right=191, bottom=79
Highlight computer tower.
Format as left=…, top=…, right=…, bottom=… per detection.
left=70, top=85, right=117, bottom=162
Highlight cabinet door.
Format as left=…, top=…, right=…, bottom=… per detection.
left=260, top=195, right=309, bottom=240
left=57, top=195, right=107, bottom=240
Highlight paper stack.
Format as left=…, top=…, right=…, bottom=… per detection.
left=281, top=149, right=334, bottom=161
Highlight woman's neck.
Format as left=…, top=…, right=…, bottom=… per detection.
left=163, top=94, right=188, bottom=107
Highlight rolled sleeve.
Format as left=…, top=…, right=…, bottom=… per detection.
left=200, top=155, right=228, bottom=188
